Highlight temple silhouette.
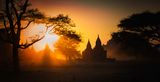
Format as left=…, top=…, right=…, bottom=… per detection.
left=82, top=35, right=107, bottom=62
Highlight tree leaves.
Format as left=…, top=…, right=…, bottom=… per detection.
left=118, top=11, right=160, bottom=46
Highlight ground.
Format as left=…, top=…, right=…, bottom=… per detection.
left=0, top=61, right=160, bottom=82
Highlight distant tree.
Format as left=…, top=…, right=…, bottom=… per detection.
left=47, top=15, right=82, bottom=61
left=0, top=0, right=75, bottom=72
left=107, top=11, right=160, bottom=60
left=118, top=11, right=160, bottom=47
left=54, top=29, right=81, bottom=61
left=107, top=31, right=159, bottom=59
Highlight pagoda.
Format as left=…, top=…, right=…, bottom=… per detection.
left=82, top=35, right=107, bottom=61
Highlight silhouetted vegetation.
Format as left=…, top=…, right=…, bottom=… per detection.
left=0, top=0, right=160, bottom=82
left=118, top=11, right=160, bottom=47
left=54, top=21, right=82, bottom=61
left=107, top=11, right=160, bottom=60
left=0, top=0, right=45, bottom=72
left=0, top=0, right=78, bottom=72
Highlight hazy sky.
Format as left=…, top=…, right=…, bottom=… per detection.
left=30, top=0, right=160, bottom=50
left=1, top=0, right=160, bottom=51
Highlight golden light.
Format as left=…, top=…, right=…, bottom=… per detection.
left=33, top=24, right=59, bottom=52
left=55, top=54, right=66, bottom=60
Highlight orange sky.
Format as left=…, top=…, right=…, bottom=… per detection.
left=1, top=0, right=160, bottom=51
left=30, top=1, right=121, bottom=51
left=29, top=0, right=160, bottom=51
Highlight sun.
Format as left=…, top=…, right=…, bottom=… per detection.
left=33, top=24, right=59, bottom=52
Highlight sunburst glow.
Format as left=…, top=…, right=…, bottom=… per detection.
left=33, top=24, right=59, bottom=52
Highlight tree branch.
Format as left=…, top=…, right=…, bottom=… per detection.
left=21, top=20, right=33, bottom=30
left=0, top=13, right=12, bottom=42
left=6, top=0, right=15, bottom=35
left=11, top=0, right=18, bottom=19
left=19, top=34, right=45, bottom=49
left=13, top=21, right=18, bottom=27
left=19, top=0, right=29, bottom=19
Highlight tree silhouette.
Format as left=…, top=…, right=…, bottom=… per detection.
left=118, top=11, right=160, bottom=47
left=107, top=11, right=160, bottom=60
left=54, top=30, right=81, bottom=61
left=0, top=0, right=74, bottom=72
left=0, top=0, right=45, bottom=72
left=107, top=31, right=158, bottom=60
left=55, top=36, right=80, bottom=61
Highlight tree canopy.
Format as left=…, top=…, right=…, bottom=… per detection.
left=118, top=11, right=160, bottom=47
left=107, top=11, right=160, bottom=60
left=54, top=23, right=82, bottom=61
left=0, top=0, right=79, bottom=72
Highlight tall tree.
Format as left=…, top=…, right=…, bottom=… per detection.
left=47, top=14, right=81, bottom=61
left=118, top=11, right=160, bottom=47
left=54, top=27, right=81, bottom=61
left=107, top=31, right=156, bottom=60
left=0, top=0, right=45, bottom=72
left=107, top=11, right=160, bottom=60
left=54, top=34, right=81, bottom=61
left=0, top=0, right=74, bottom=72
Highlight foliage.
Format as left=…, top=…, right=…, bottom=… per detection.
left=0, top=0, right=78, bottom=71
left=0, top=0, right=74, bottom=49
left=107, top=31, right=157, bottom=58
left=0, top=0, right=45, bottom=48
left=107, top=11, right=160, bottom=59
left=48, top=14, right=82, bottom=61
left=54, top=29, right=81, bottom=61
left=118, top=11, right=160, bottom=47
left=54, top=36, right=81, bottom=61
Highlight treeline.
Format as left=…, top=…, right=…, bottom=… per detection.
left=107, top=11, right=160, bottom=60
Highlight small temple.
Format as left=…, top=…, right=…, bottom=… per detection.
left=82, top=35, right=107, bottom=62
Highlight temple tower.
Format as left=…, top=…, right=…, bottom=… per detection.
left=92, top=35, right=106, bottom=61
left=82, top=40, right=93, bottom=61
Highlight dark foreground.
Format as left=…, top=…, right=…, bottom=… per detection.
left=0, top=61, right=160, bottom=82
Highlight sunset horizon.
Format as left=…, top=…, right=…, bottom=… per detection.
left=0, top=0, right=160, bottom=82
left=29, top=0, right=160, bottom=51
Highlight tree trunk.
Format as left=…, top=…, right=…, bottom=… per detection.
left=12, top=44, right=20, bottom=73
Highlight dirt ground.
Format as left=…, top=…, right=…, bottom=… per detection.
left=0, top=61, right=160, bottom=82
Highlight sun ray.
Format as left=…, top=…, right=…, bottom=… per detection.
left=33, top=24, right=59, bottom=52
